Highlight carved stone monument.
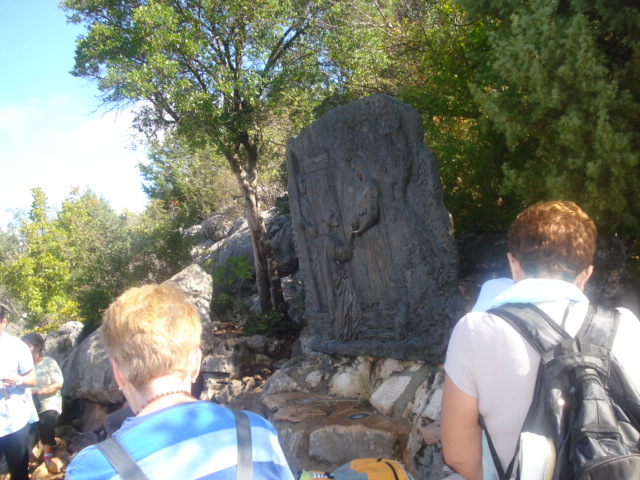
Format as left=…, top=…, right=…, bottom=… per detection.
left=287, top=95, right=463, bottom=362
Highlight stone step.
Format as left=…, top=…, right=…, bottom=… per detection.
left=262, top=391, right=410, bottom=474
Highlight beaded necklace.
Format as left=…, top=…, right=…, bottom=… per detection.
left=137, top=390, right=194, bottom=414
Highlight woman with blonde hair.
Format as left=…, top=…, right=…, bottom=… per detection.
left=67, top=283, right=294, bottom=479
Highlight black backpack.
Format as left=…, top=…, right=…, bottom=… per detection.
left=483, top=303, right=640, bottom=480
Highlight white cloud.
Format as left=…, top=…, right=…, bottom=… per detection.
left=0, top=98, right=149, bottom=226
left=0, top=102, right=40, bottom=139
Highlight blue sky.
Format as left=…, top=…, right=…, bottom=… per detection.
left=0, top=1, right=149, bottom=226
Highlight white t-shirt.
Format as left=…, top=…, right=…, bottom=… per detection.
left=445, top=281, right=640, bottom=471
left=0, top=331, right=35, bottom=435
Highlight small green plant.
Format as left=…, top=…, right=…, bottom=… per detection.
left=274, top=194, right=290, bottom=215
left=212, top=255, right=253, bottom=292
left=211, top=292, right=241, bottom=317
left=242, top=309, right=302, bottom=339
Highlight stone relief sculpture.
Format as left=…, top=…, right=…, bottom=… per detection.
left=287, top=94, right=463, bottom=361
left=296, top=176, right=320, bottom=311
left=322, top=209, right=362, bottom=342
left=350, top=155, right=380, bottom=237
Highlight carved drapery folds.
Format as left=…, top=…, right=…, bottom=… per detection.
left=287, top=95, right=463, bottom=361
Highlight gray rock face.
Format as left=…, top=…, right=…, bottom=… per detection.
left=165, top=263, right=218, bottom=351
left=198, top=210, right=298, bottom=295
left=61, top=328, right=122, bottom=405
left=167, top=263, right=213, bottom=326
left=287, top=94, right=463, bottom=361
left=44, top=321, right=84, bottom=367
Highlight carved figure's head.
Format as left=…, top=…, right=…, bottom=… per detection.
left=298, top=176, right=307, bottom=195
left=323, top=209, right=340, bottom=229
left=350, top=154, right=367, bottom=180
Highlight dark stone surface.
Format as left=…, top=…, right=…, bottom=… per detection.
left=287, top=94, right=463, bottom=362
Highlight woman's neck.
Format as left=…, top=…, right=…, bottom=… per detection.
left=126, top=375, right=196, bottom=416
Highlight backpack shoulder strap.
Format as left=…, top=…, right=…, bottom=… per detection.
left=234, top=410, right=253, bottom=480
left=484, top=303, right=569, bottom=479
left=95, top=411, right=254, bottom=480
left=488, top=303, right=569, bottom=355
left=95, top=437, right=149, bottom=480
left=577, top=304, right=619, bottom=351
left=479, top=416, right=510, bottom=480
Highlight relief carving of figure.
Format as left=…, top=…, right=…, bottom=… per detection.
left=287, top=95, right=463, bottom=361
left=323, top=209, right=362, bottom=342
left=297, top=177, right=318, bottom=237
left=297, top=176, right=320, bottom=310
left=350, top=155, right=380, bottom=237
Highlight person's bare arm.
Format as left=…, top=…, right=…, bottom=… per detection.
left=441, top=373, right=483, bottom=480
left=2, top=369, right=36, bottom=388
left=33, top=382, right=63, bottom=396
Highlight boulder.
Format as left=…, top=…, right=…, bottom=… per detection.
left=370, top=375, right=413, bottom=417
left=198, top=210, right=298, bottom=292
left=328, top=357, right=372, bottom=399
left=61, top=328, right=122, bottom=405
left=45, top=321, right=84, bottom=367
left=166, top=263, right=213, bottom=326
left=309, top=424, right=398, bottom=464
left=62, top=265, right=214, bottom=406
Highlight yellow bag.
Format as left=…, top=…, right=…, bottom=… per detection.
left=298, top=458, right=414, bottom=480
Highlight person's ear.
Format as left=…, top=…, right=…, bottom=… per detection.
left=190, top=348, right=202, bottom=383
left=573, top=265, right=594, bottom=291
left=507, top=253, right=525, bottom=283
left=110, top=357, right=126, bottom=389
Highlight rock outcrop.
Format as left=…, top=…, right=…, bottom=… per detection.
left=44, top=321, right=84, bottom=367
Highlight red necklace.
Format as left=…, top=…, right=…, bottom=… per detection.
left=137, top=390, right=194, bottom=414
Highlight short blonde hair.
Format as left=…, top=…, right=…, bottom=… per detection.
left=509, top=201, right=597, bottom=281
left=102, top=283, right=202, bottom=388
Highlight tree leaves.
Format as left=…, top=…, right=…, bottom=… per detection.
left=458, top=0, right=640, bottom=232
left=0, top=188, right=196, bottom=333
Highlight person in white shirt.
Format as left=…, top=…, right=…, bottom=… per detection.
left=420, top=277, right=513, bottom=479
left=440, top=201, right=640, bottom=480
left=0, top=304, right=37, bottom=480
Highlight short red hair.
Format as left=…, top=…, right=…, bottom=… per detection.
left=508, top=201, right=597, bottom=281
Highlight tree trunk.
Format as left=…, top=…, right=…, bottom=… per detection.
left=227, top=145, right=286, bottom=313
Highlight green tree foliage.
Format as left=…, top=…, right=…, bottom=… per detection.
left=456, top=0, right=640, bottom=233
left=140, top=138, right=241, bottom=226
left=0, top=188, right=195, bottom=333
left=0, top=220, right=21, bottom=267
left=126, top=201, right=194, bottom=282
left=62, top=0, right=335, bottom=312
left=325, top=0, right=522, bottom=231
left=0, top=189, right=80, bottom=330
left=57, top=192, right=193, bottom=332
left=55, top=190, right=134, bottom=329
